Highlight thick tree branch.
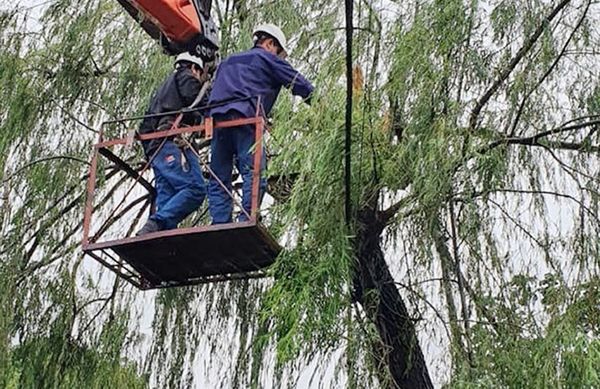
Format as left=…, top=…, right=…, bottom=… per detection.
left=378, top=195, right=415, bottom=226
left=503, top=139, right=600, bottom=153
left=353, top=208, right=433, bottom=388
left=482, top=119, right=600, bottom=153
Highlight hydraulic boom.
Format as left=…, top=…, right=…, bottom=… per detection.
left=115, top=0, right=218, bottom=60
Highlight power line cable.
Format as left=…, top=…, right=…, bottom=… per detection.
left=344, top=0, right=353, bottom=226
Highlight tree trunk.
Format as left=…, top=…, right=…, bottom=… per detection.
left=353, top=207, right=433, bottom=389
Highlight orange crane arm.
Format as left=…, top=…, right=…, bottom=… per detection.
left=115, top=0, right=218, bottom=60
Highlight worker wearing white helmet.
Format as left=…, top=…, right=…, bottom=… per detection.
left=207, top=23, right=314, bottom=224
left=174, top=52, right=204, bottom=68
left=252, top=23, right=289, bottom=57
left=175, top=52, right=217, bottom=76
left=136, top=52, right=210, bottom=235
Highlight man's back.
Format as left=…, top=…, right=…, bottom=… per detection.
left=206, top=25, right=314, bottom=224
left=139, top=67, right=202, bottom=154
left=209, top=47, right=313, bottom=118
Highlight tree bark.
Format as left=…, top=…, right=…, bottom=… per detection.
left=353, top=207, right=433, bottom=389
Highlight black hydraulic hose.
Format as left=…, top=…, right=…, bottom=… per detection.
left=344, top=0, right=353, bottom=226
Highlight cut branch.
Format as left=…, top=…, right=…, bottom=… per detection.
left=378, top=195, right=414, bottom=226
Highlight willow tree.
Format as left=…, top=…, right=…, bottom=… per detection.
left=2, top=0, right=600, bottom=388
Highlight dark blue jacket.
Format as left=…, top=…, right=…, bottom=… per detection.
left=139, top=67, right=204, bottom=155
left=208, top=47, right=314, bottom=118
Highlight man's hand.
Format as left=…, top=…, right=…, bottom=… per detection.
left=304, top=94, right=312, bottom=105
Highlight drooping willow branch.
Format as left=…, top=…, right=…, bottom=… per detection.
left=506, top=0, right=591, bottom=137
left=469, top=0, right=572, bottom=130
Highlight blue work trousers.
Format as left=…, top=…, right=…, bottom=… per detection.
left=150, top=141, right=206, bottom=230
left=208, top=113, right=267, bottom=224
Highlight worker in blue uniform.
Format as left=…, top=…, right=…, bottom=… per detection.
left=207, top=24, right=314, bottom=224
left=136, top=53, right=210, bottom=235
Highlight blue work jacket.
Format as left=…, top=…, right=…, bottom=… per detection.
left=208, top=47, right=314, bottom=118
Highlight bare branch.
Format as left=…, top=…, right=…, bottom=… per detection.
left=470, top=188, right=600, bottom=225
left=482, top=119, right=600, bottom=153
left=507, top=0, right=591, bottom=137
left=469, top=0, right=572, bottom=130
left=78, top=279, right=119, bottom=337
left=488, top=199, right=548, bottom=252
left=48, top=96, right=98, bottom=133
left=1, top=156, right=90, bottom=184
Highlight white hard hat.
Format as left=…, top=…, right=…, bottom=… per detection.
left=174, top=52, right=204, bottom=68
left=253, top=24, right=289, bottom=55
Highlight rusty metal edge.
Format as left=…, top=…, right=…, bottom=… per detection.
left=96, top=117, right=261, bottom=148
left=98, top=147, right=156, bottom=197
left=85, top=249, right=145, bottom=289
left=84, top=247, right=272, bottom=290
left=83, top=221, right=257, bottom=251
left=255, top=222, right=283, bottom=254
left=82, top=222, right=281, bottom=290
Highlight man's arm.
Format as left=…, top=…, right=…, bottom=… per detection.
left=269, top=55, right=314, bottom=100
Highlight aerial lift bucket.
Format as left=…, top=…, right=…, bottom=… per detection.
left=81, top=106, right=280, bottom=289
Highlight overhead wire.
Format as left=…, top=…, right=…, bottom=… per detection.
left=344, top=0, right=353, bottom=226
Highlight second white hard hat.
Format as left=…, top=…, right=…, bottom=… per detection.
left=253, top=24, right=289, bottom=55
left=174, top=52, right=204, bottom=68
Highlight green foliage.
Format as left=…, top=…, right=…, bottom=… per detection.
left=11, top=334, right=146, bottom=388
left=259, top=65, right=352, bottom=366
left=490, top=1, right=517, bottom=41
left=452, top=277, right=600, bottom=388
left=2, top=0, right=600, bottom=387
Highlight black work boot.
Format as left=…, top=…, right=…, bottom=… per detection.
left=136, top=219, right=160, bottom=236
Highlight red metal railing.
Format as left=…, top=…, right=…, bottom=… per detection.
left=82, top=106, right=265, bottom=248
